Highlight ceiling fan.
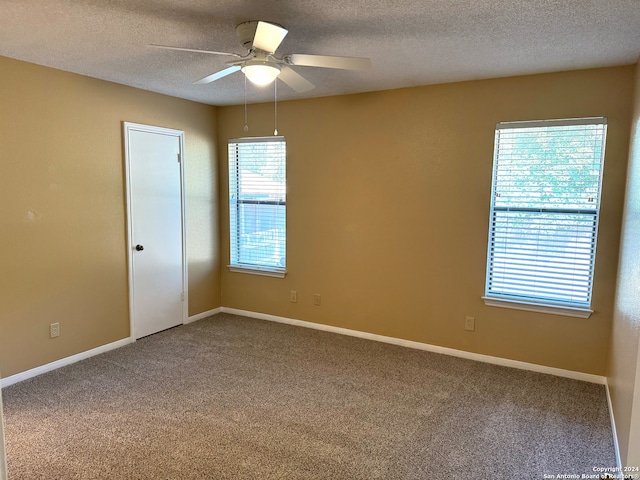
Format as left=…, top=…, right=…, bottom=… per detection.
left=149, top=20, right=372, bottom=93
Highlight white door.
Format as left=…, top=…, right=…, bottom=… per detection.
left=124, top=123, right=186, bottom=339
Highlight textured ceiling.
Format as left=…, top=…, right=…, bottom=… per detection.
left=1, top=0, right=640, bottom=106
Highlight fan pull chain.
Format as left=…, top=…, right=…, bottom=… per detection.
left=273, top=80, right=278, bottom=136
left=243, top=74, right=249, bottom=133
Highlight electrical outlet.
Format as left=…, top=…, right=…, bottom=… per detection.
left=290, top=290, right=297, bottom=303
left=464, top=316, right=475, bottom=332
left=50, top=322, right=60, bottom=338
left=313, top=294, right=321, bottom=306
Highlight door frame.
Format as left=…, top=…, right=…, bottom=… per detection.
left=123, top=122, right=188, bottom=341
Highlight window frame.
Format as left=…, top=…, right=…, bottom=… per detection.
left=482, top=117, right=607, bottom=318
left=227, top=136, right=287, bottom=278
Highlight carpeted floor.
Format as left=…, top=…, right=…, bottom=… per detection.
left=2, top=313, right=616, bottom=479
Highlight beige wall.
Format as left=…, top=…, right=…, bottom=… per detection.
left=218, top=66, right=633, bottom=376
left=609, top=60, right=640, bottom=466
left=0, top=56, right=220, bottom=378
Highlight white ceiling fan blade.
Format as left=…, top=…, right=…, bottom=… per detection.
left=278, top=66, right=315, bottom=93
left=285, top=54, right=371, bottom=70
left=194, top=65, right=241, bottom=84
left=252, top=21, right=288, bottom=53
left=148, top=44, right=241, bottom=58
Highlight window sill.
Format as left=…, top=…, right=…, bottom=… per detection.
left=482, top=296, right=593, bottom=318
left=227, top=265, right=287, bottom=278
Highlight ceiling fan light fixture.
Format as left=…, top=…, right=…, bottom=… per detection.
left=241, top=61, right=281, bottom=86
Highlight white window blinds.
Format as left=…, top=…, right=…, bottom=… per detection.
left=228, top=137, right=286, bottom=272
left=484, top=118, right=607, bottom=312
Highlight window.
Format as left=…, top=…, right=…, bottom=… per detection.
left=483, top=118, right=607, bottom=318
left=228, top=136, right=286, bottom=277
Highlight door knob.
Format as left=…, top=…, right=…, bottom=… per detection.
left=135, top=244, right=144, bottom=251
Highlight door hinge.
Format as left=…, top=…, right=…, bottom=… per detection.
left=177, top=153, right=181, bottom=163
left=181, top=292, right=185, bottom=301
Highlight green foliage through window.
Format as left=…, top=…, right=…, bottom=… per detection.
left=485, top=118, right=607, bottom=309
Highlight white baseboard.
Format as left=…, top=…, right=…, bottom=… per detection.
left=1, top=306, right=607, bottom=388
left=605, top=380, right=623, bottom=470
left=0, top=337, right=133, bottom=388
left=185, top=307, right=222, bottom=324
left=221, top=307, right=607, bottom=385
left=1, top=307, right=220, bottom=388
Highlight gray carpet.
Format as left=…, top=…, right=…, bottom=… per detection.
left=2, top=313, right=616, bottom=479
